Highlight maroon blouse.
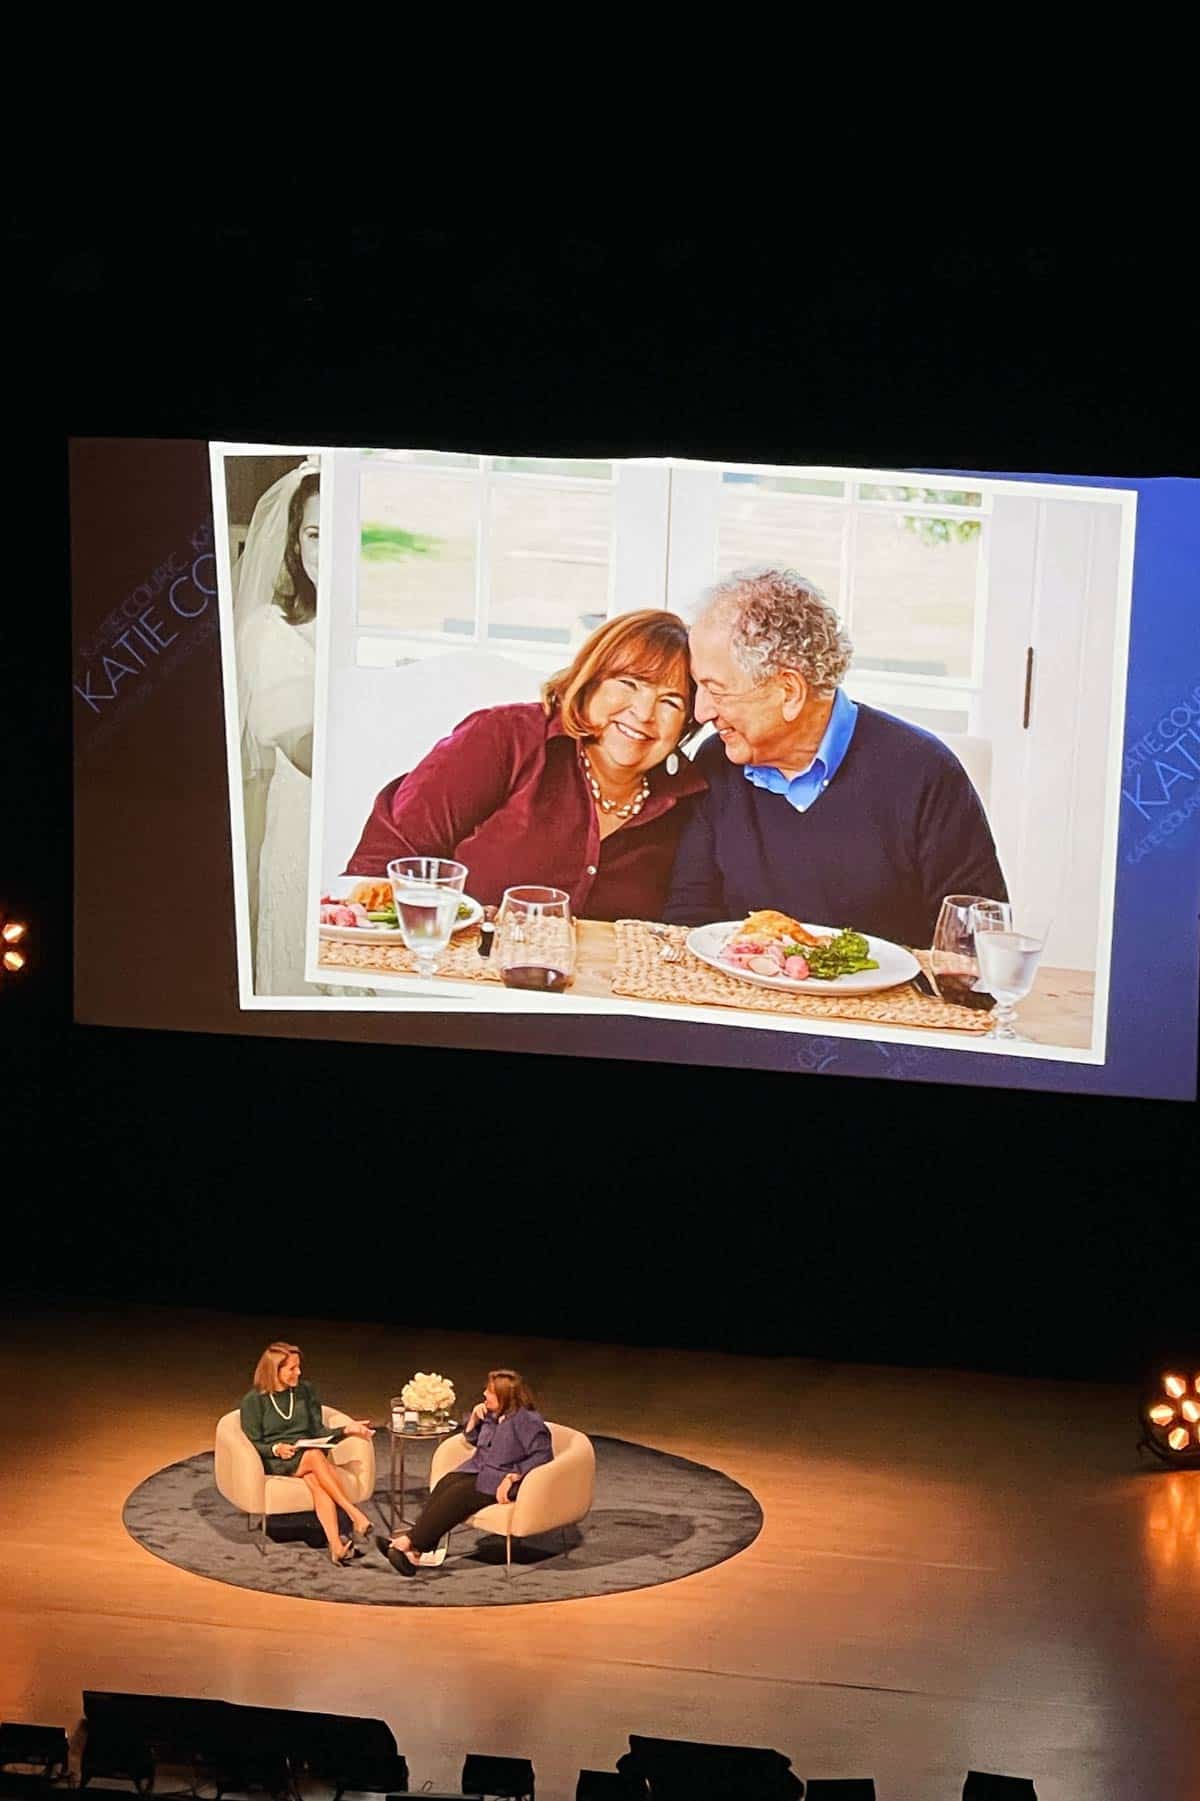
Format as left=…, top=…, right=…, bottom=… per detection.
left=344, top=703, right=707, bottom=922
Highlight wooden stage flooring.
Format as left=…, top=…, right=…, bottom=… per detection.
left=0, top=1304, right=1196, bottom=1800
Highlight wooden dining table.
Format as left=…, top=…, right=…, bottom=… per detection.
left=319, top=919, right=1097, bottom=1052
left=573, top=922, right=1094, bottom=1049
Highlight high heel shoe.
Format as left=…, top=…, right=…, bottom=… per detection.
left=332, top=1537, right=356, bottom=1567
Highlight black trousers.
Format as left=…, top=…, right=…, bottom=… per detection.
left=408, top=1470, right=493, bottom=1552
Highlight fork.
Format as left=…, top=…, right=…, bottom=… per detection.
left=647, top=924, right=682, bottom=963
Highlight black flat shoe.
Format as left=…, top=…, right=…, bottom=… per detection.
left=384, top=1543, right=418, bottom=1576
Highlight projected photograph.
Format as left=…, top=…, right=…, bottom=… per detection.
left=277, top=448, right=1134, bottom=1066
left=208, top=449, right=325, bottom=997
left=211, top=450, right=386, bottom=1004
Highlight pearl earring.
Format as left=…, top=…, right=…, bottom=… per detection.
left=666, top=753, right=679, bottom=776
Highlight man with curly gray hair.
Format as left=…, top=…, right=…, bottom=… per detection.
left=664, top=567, right=1006, bottom=945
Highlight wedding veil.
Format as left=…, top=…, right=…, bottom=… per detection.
left=232, top=455, right=321, bottom=778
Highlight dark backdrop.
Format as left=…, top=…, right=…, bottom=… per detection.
left=4, top=222, right=1196, bottom=1383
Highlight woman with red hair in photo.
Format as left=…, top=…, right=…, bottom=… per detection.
left=345, top=610, right=707, bottom=921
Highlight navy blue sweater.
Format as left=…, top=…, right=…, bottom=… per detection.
left=663, top=704, right=1007, bottom=947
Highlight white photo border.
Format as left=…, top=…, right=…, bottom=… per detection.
left=212, top=443, right=1137, bottom=1063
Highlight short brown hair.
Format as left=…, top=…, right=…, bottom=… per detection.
left=542, top=610, right=695, bottom=741
left=253, top=1341, right=300, bottom=1394
left=488, top=1368, right=537, bottom=1416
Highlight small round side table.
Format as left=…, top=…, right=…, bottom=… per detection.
left=384, top=1421, right=460, bottom=1534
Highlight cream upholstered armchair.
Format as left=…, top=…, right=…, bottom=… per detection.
left=214, top=1406, right=376, bottom=1551
left=429, top=1421, right=595, bottom=1574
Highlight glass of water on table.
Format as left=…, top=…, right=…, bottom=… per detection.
left=386, top=857, right=468, bottom=979
left=969, top=900, right=1047, bottom=1041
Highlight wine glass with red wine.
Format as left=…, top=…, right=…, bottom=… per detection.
left=930, top=893, right=1011, bottom=1009
left=496, top=886, right=576, bottom=994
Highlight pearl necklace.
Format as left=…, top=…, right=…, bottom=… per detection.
left=268, top=1388, right=295, bottom=1421
left=580, top=746, right=650, bottom=819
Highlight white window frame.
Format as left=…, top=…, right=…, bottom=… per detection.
left=352, top=456, right=992, bottom=728
left=352, top=455, right=617, bottom=667
left=684, top=461, right=991, bottom=732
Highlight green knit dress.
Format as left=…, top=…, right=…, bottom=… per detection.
left=240, top=1380, right=345, bottom=1475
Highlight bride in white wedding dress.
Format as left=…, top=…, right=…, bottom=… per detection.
left=234, top=460, right=321, bottom=994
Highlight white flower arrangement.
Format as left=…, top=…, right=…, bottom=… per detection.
left=401, top=1371, right=456, bottom=1415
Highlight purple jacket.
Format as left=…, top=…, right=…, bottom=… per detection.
left=458, top=1406, right=553, bottom=1498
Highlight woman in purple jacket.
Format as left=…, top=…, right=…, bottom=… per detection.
left=384, top=1369, right=552, bottom=1575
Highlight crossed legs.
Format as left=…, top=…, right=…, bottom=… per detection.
left=295, top=1450, right=372, bottom=1562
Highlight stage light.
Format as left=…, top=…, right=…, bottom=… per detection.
left=616, top=1735, right=803, bottom=1799
left=962, top=1773, right=1038, bottom=1798
left=1140, top=1369, right=1200, bottom=1467
left=461, top=1753, right=535, bottom=1798
left=576, top=1773, right=650, bottom=1799
left=299, top=1711, right=408, bottom=1797
left=0, top=915, right=28, bottom=976
left=0, top=1722, right=70, bottom=1787
left=79, top=1694, right=157, bottom=1793
left=805, top=1783, right=877, bottom=1799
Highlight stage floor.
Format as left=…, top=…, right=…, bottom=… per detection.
left=0, top=1303, right=1195, bottom=1800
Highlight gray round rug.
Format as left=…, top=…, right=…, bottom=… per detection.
left=122, top=1437, right=762, bottom=1607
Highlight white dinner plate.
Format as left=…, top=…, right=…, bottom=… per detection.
left=319, top=878, right=483, bottom=945
left=685, top=921, right=920, bottom=997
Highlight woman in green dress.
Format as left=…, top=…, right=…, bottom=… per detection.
left=240, top=1340, right=375, bottom=1566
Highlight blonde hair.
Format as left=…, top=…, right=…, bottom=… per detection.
left=252, top=1341, right=300, bottom=1394
left=541, top=610, right=695, bottom=741
left=488, top=1368, right=537, bottom=1416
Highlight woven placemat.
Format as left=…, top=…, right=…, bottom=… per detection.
left=317, top=928, right=501, bottom=985
left=611, top=922, right=995, bottom=1033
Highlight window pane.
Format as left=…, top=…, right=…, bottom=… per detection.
left=722, top=473, right=845, bottom=498
left=716, top=486, right=845, bottom=603
left=492, top=456, right=612, bottom=481
left=358, top=467, right=478, bottom=635
left=858, top=482, right=983, bottom=507
left=364, top=448, right=481, bottom=470
left=487, top=480, right=612, bottom=648
left=850, top=511, right=979, bottom=679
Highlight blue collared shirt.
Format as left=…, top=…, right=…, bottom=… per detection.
left=743, top=687, right=859, bottom=813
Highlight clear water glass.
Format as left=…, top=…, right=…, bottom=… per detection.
left=970, top=901, right=1045, bottom=1041
left=386, top=857, right=468, bottom=978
